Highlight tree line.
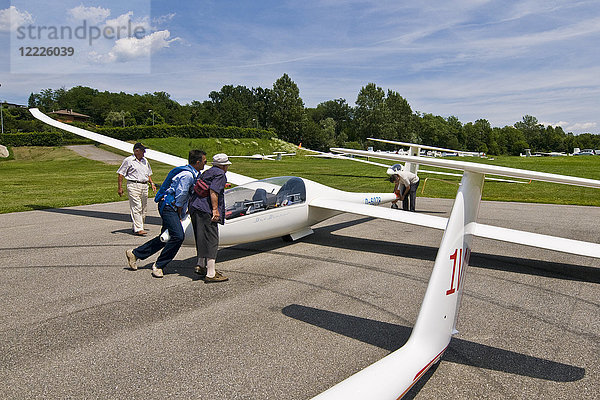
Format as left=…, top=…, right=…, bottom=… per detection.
left=7, top=73, right=599, bottom=155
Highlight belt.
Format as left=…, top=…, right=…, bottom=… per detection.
left=127, top=180, right=148, bottom=184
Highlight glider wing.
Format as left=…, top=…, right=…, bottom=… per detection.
left=310, top=198, right=600, bottom=258
left=309, top=198, right=447, bottom=230
left=29, top=108, right=256, bottom=186
left=332, top=148, right=600, bottom=189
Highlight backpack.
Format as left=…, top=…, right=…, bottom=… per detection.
left=188, top=169, right=219, bottom=212
left=193, top=178, right=209, bottom=198
left=154, top=165, right=196, bottom=212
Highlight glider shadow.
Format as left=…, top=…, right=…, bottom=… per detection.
left=152, top=218, right=382, bottom=279
left=282, top=304, right=585, bottom=386
left=26, top=206, right=600, bottom=284
left=213, top=219, right=600, bottom=284
left=306, top=225, right=600, bottom=285
left=27, top=205, right=163, bottom=226
left=318, top=173, right=389, bottom=179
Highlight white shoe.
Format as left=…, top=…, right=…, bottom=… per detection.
left=126, top=249, right=138, bottom=270
left=151, top=264, right=164, bottom=278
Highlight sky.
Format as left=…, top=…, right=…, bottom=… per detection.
left=1, top=0, right=599, bottom=134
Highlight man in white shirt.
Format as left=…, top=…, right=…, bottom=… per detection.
left=390, top=166, right=420, bottom=212
left=117, top=143, right=156, bottom=235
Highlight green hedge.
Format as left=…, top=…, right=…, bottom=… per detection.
left=1, top=132, right=66, bottom=146
left=0, top=132, right=94, bottom=146
left=97, top=124, right=275, bottom=140
left=0, top=124, right=275, bottom=146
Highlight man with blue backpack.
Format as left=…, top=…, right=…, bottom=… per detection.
left=126, top=150, right=207, bottom=278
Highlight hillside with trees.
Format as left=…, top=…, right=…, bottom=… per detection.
left=3, top=73, right=598, bottom=155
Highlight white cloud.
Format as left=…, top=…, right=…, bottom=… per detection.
left=543, top=120, right=598, bottom=134
left=68, top=4, right=110, bottom=24
left=548, top=121, right=597, bottom=133
left=153, top=13, right=176, bottom=26
left=543, top=121, right=570, bottom=128
left=90, top=30, right=180, bottom=63
left=0, top=6, right=33, bottom=32
left=105, top=11, right=151, bottom=33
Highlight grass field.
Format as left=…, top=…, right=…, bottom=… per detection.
left=1, top=139, right=600, bottom=214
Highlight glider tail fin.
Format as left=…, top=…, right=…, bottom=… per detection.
left=405, top=144, right=420, bottom=174
left=409, top=170, right=483, bottom=349
left=313, top=170, right=485, bottom=399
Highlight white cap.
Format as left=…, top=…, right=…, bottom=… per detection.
left=386, top=163, right=403, bottom=175
left=212, top=153, right=232, bottom=166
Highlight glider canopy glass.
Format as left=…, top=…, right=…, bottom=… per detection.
left=225, top=176, right=306, bottom=220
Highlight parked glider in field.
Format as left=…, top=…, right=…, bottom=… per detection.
left=229, top=152, right=296, bottom=161
left=308, top=146, right=528, bottom=184
left=367, top=137, right=483, bottom=173
left=30, top=108, right=600, bottom=399
left=369, top=137, right=484, bottom=157
left=364, top=137, right=533, bottom=183
left=535, top=151, right=568, bottom=157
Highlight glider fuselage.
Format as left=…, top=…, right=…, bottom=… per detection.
left=181, top=177, right=396, bottom=247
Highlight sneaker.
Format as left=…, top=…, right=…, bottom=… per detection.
left=204, top=271, right=228, bottom=283
left=126, top=249, right=138, bottom=270
left=151, top=265, right=164, bottom=278
left=195, top=265, right=207, bottom=277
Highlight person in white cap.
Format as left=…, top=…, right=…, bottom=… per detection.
left=389, top=165, right=420, bottom=211
left=188, top=153, right=231, bottom=283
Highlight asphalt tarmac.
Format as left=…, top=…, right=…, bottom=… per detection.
left=66, top=145, right=124, bottom=165
left=0, top=198, right=598, bottom=399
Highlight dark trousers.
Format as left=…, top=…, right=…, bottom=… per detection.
left=190, top=209, right=219, bottom=259
left=132, top=204, right=184, bottom=269
left=400, top=180, right=420, bottom=211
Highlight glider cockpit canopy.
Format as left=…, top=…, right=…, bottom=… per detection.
left=224, top=176, right=306, bottom=220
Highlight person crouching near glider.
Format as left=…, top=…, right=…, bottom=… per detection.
left=390, top=166, right=420, bottom=212
left=188, top=153, right=231, bottom=283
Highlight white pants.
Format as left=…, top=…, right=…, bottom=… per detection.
left=126, top=181, right=148, bottom=232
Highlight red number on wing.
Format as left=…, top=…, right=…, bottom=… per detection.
left=456, top=248, right=463, bottom=291
left=446, top=249, right=458, bottom=295
left=447, top=247, right=467, bottom=295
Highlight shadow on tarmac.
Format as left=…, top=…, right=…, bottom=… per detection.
left=318, top=173, right=390, bottom=180
left=133, top=258, right=201, bottom=281
left=282, top=304, right=585, bottom=385
left=25, top=206, right=600, bottom=284
left=27, top=205, right=163, bottom=226
left=219, top=219, right=600, bottom=284
left=307, top=222, right=600, bottom=284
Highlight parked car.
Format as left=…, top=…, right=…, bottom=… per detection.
left=574, top=148, right=595, bottom=155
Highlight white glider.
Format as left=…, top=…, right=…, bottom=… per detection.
left=368, top=137, right=485, bottom=157
left=229, top=152, right=296, bottom=161
left=30, top=108, right=600, bottom=399
left=308, top=141, right=529, bottom=184
left=312, top=147, right=600, bottom=399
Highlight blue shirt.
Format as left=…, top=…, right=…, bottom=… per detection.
left=171, top=166, right=198, bottom=214
left=190, top=166, right=227, bottom=224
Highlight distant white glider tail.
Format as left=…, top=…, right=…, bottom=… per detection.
left=313, top=171, right=485, bottom=399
